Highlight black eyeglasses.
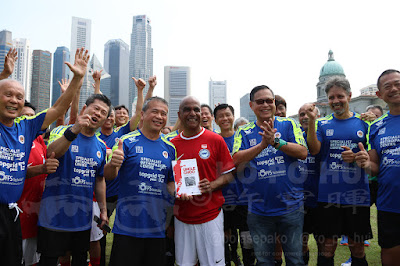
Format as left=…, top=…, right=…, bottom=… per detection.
left=253, top=98, right=274, bottom=105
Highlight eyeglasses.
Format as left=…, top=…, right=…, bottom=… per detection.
left=253, top=98, right=274, bottom=105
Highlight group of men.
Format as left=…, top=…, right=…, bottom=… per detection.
left=1, top=44, right=400, bottom=266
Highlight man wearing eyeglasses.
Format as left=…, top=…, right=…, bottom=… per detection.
left=232, top=85, right=307, bottom=265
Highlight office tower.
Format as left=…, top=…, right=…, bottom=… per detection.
left=104, top=39, right=130, bottom=107
left=12, top=38, right=32, bottom=100
left=240, top=93, right=256, bottom=122
left=52, top=46, right=70, bottom=105
left=31, top=50, right=52, bottom=112
left=164, top=66, right=191, bottom=126
left=129, top=15, right=153, bottom=112
left=70, top=16, right=92, bottom=110
left=0, top=30, right=12, bottom=73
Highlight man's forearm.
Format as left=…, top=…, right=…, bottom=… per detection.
left=95, top=176, right=107, bottom=214
left=211, top=172, right=235, bottom=191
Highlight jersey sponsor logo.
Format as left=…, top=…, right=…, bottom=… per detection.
left=19, top=135, right=25, bottom=144
left=97, top=151, right=101, bottom=158
left=128, top=136, right=139, bottom=143
left=162, top=151, right=168, bottom=159
left=244, top=129, right=252, bottom=135
left=199, top=149, right=210, bottom=159
left=71, top=145, right=79, bottom=153
left=136, top=146, right=143, bottom=153
left=274, top=132, right=281, bottom=138
left=357, top=130, right=364, bottom=138
left=71, top=176, right=93, bottom=187
left=249, top=138, right=257, bottom=146
left=382, top=156, right=400, bottom=166
left=375, top=120, right=384, bottom=127
left=326, top=129, right=334, bottom=136
left=138, top=182, right=162, bottom=195
left=378, top=128, right=386, bottom=135
left=0, top=171, right=24, bottom=184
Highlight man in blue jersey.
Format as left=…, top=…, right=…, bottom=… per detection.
left=0, top=47, right=89, bottom=266
left=232, top=85, right=307, bottom=265
left=214, top=103, right=255, bottom=266
left=355, top=69, right=400, bottom=265
left=298, top=103, right=321, bottom=265
left=37, top=93, right=112, bottom=265
left=104, top=96, right=176, bottom=266
left=305, top=77, right=372, bottom=266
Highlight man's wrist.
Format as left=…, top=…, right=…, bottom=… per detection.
left=64, top=127, right=78, bottom=141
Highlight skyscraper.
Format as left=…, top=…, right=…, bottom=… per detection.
left=12, top=38, right=32, bottom=100
left=164, top=66, right=191, bottom=126
left=0, top=30, right=12, bottom=73
left=31, top=50, right=52, bottom=112
left=240, top=93, right=256, bottom=122
left=52, top=46, right=70, bottom=105
left=209, top=79, right=227, bottom=107
left=104, top=39, right=130, bottom=107
left=70, top=16, right=92, bottom=110
left=129, top=15, right=153, bottom=112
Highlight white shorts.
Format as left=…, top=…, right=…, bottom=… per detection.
left=22, top=237, right=40, bottom=265
left=90, top=201, right=104, bottom=242
left=175, top=210, right=224, bottom=266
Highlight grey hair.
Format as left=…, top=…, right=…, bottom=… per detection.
left=234, top=117, right=249, bottom=131
left=325, top=77, right=351, bottom=95
left=142, top=96, right=168, bottom=112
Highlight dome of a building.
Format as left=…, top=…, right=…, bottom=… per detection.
left=319, top=50, right=345, bottom=77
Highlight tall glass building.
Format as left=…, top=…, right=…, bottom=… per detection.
left=129, top=15, right=153, bottom=112
left=12, top=38, right=32, bottom=101
left=104, top=39, right=129, bottom=107
left=0, top=30, right=12, bottom=74
left=52, top=46, right=70, bottom=105
left=164, top=66, right=191, bottom=126
left=31, top=50, right=52, bottom=112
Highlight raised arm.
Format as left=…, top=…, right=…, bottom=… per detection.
left=55, top=79, right=70, bottom=127
left=0, top=48, right=17, bottom=80
left=47, top=106, right=90, bottom=158
left=305, top=103, right=321, bottom=155
left=129, top=77, right=146, bottom=131
left=92, top=70, right=103, bottom=94
left=41, top=48, right=89, bottom=130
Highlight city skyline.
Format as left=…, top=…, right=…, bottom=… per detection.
left=2, top=0, right=400, bottom=117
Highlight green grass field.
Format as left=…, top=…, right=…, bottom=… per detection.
left=104, top=206, right=381, bottom=265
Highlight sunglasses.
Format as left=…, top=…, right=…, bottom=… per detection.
left=253, top=98, right=274, bottom=105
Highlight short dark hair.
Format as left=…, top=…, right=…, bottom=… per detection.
left=201, top=104, right=213, bottom=115
left=85, top=94, right=112, bottom=116
left=377, top=69, right=400, bottom=90
left=250, top=85, right=274, bottom=101
left=142, top=96, right=168, bottom=112
left=274, top=95, right=286, bottom=108
left=24, top=100, right=36, bottom=112
left=213, top=104, right=234, bottom=119
left=115, top=104, right=129, bottom=115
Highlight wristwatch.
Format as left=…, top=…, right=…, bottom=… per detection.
left=273, top=138, right=287, bottom=150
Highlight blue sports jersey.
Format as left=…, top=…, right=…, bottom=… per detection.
left=299, top=130, right=320, bottom=208
left=164, top=130, right=179, bottom=142
left=0, top=110, right=47, bottom=204
left=112, top=130, right=176, bottom=238
left=367, top=112, right=400, bottom=213
left=232, top=118, right=307, bottom=216
left=38, top=125, right=107, bottom=231
left=316, top=113, right=369, bottom=206
left=221, top=134, right=247, bottom=205
left=97, top=122, right=131, bottom=197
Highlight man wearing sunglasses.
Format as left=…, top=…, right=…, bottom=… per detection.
left=232, top=85, right=307, bottom=265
